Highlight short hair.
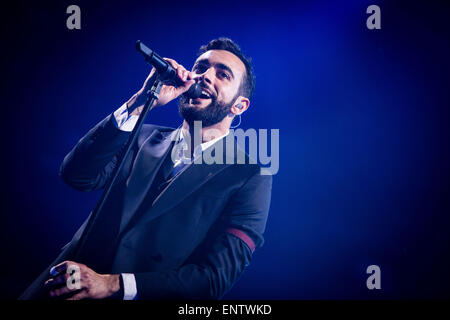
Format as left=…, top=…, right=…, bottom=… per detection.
left=198, top=38, right=255, bottom=99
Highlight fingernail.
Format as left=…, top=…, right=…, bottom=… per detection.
left=49, top=267, right=57, bottom=276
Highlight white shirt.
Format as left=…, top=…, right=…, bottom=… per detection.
left=112, top=103, right=228, bottom=299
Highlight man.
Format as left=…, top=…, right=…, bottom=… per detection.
left=20, top=38, right=272, bottom=300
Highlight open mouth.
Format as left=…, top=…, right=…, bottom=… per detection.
left=190, top=89, right=213, bottom=105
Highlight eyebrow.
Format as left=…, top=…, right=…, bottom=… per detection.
left=194, top=59, right=235, bottom=79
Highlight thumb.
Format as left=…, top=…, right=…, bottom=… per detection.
left=184, top=79, right=196, bottom=88
left=178, top=79, right=196, bottom=94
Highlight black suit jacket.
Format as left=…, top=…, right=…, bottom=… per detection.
left=20, top=113, right=272, bottom=299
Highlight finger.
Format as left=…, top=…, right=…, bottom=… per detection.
left=177, top=66, right=183, bottom=80
left=176, top=64, right=189, bottom=82
left=66, top=290, right=89, bottom=301
left=49, top=261, right=72, bottom=276
left=177, top=68, right=186, bottom=82
left=182, top=69, right=189, bottom=82
left=44, top=273, right=69, bottom=288
left=163, top=58, right=179, bottom=70
left=176, top=80, right=196, bottom=95
left=164, top=58, right=189, bottom=81
left=50, top=285, right=73, bottom=298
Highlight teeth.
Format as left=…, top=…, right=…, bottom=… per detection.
left=201, top=90, right=211, bottom=98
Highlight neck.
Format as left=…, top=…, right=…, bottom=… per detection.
left=181, top=117, right=231, bottom=155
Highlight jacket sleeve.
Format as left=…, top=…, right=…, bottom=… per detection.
left=59, top=114, right=132, bottom=192
left=133, top=171, right=273, bottom=299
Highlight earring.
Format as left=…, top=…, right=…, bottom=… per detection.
left=230, top=114, right=242, bottom=129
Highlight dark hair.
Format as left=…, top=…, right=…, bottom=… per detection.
left=198, top=38, right=255, bottom=98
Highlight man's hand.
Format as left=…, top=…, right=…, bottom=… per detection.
left=126, top=58, right=196, bottom=116
left=44, top=260, right=120, bottom=300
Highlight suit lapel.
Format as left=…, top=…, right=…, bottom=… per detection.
left=119, top=128, right=179, bottom=233
left=139, top=138, right=234, bottom=225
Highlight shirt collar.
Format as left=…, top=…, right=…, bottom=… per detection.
left=179, top=127, right=229, bottom=159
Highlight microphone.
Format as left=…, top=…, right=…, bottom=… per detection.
left=136, top=40, right=202, bottom=99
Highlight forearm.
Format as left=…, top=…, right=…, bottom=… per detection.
left=134, top=234, right=252, bottom=300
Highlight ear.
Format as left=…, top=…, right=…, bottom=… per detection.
left=230, top=97, right=250, bottom=115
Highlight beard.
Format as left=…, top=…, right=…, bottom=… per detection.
left=178, top=93, right=238, bottom=127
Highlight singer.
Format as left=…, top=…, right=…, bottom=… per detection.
left=20, top=38, right=272, bottom=300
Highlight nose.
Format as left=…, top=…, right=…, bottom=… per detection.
left=196, top=67, right=214, bottom=86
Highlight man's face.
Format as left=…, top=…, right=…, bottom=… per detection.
left=178, top=49, right=247, bottom=127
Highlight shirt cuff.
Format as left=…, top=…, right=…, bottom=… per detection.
left=121, top=273, right=138, bottom=300
left=113, top=103, right=139, bottom=132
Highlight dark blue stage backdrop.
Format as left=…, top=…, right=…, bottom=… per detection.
left=0, top=0, right=449, bottom=299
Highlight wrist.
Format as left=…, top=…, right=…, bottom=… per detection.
left=126, top=92, right=159, bottom=116
left=107, top=274, right=123, bottom=299
left=126, top=93, right=144, bottom=115
left=127, top=73, right=160, bottom=115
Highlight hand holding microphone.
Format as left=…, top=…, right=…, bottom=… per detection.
left=126, top=41, right=201, bottom=116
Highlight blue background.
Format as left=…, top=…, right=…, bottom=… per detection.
left=0, top=0, right=449, bottom=299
